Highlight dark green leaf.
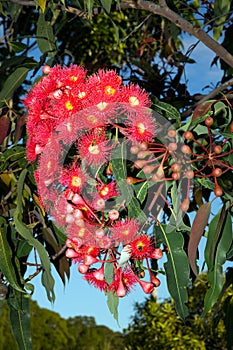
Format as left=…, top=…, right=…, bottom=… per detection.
left=8, top=289, right=32, bottom=350
left=156, top=225, right=190, bottom=319
left=0, top=217, right=25, bottom=292
left=153, top=101, right=181, bottom=125
left=111, top=142, right=127, bottom=181
left=85, top=0, right=94, bottom=18
left=100, top=0, right=112, bottom=13
left=134, top=180, right=149, bottom=204
left=167, top=182, right=190, bottom=233
left=14, top=170, right=55, bottom=302
left=50, top=222, right=67, bottom=245
left=203, top=208, right=232, bottom=315
left=0, top=67, right=29, bottom=107
left=36, top=13, right=57, bottom=57
left=8, top=42, right=28, bottom=53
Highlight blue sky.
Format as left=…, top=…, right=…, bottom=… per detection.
left=30, top=35, right=224, bottom=332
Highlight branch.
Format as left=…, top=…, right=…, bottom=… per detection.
left=182, top=77, right=233, bottom=118
left=120, top=0, right=233, bottom=69
left=2, top=0, right=233, bottom=89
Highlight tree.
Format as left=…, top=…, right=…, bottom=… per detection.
left=124, top=272, right=233, bottom=350
left=0, top=300, right=124, bottom=349
left=0, top=1, right=233, bottom=349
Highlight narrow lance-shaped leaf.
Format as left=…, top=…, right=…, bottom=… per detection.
left=100, top=0, right=112, bottom=13
left=14, top=169, right=55, bottom=302
left=8, top=288, right=32, bottom=350
left=111, top=142, right=127, bottom=181
left=106, top=291, right=120, bottom=326
left=156, top=224, right=190, bottom=319
left=36, top=13, right=57, bottom=57
left=0, top=67, right=29, bottom=107
left=0, top=217, right=25, bottom=292
left=188, top=202, right=212, bottom=275
left=203, top=209, right=232, bottom=316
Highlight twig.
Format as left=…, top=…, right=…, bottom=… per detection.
left=182, top=76, right=233, bottom=117
left=51, top=245, right=67, bottom=261
left=121, top=0, right=233, bottom=69
left=1, top=185, right=17, bottom=202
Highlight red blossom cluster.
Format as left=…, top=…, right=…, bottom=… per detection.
left=24, top=65, right=151, bottom=162
left=66, top=234, right=162, bottom=296
left=25, top=65, right=233, bottom=297
left=25, top=65, right=163, bottom=297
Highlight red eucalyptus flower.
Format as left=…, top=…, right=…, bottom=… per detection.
left=129, top=234, right=154, bottom=260
left=61, top=164, right=87, bottom=193
left=77, top=129, right=113, bottom=166
left=110, top=219, right=140, bottom=245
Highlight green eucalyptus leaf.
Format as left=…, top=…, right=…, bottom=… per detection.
left=134, top=180, right=149, bottom=204
left=104, top=259, right=114, bottom=284
left=193, top=124, right=208, bottom=135
left=0, top=217, right=25, bottom=292
left=0, top=67, right=29, bottom=107
left=203, top=208, right=232, bottom=315
left=8, top=289, right=32, bottom=350
left=111, top=142, right=127, bottom=181
left=100, top=0, right=112, bottom=13
left=8, top=42, right=28, bottom=53
left=153, top=101, right=181, bottom=125
left=106, top=291, right=119, bottom=325
left=37, top=13, right=57, bottom=57
left=156, top=225, right=190, bottom=319
left=2, top=145, right=25, bottom=164
left=167, top=182, right=190, bottom=233
left=213, top=0, right=231, bottom=40
left=14, top=169, right=55, bottom=302
left=85, top=0, right=94, bottom=18
left=50, top=222, right=67, bottom=245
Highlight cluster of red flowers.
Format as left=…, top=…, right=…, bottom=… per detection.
left=25, top=65, right=163, bottom=297
left=24, top=65, right=152, bottom=162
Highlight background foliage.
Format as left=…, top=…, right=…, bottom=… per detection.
left=0, top=0, right=233, bottom=349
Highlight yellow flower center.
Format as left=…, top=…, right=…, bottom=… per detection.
left=87, top=115, right=98, bottom=123
left=87, top=247, right=94, bottom=254
left=122, top=229, right=129, bottom=236
left=100, top=186, right=109, bottom=197
left=78, top=91, right=86, bottom=99
left=136, top=241, right=145, bottom=251
left=88, top=144, right=100, bottom=155
left=97, top=102, right=108, bottom=110
left=137, top=123, right=146, bottom=134
left=47, top=161, right=52, bottom=170
left=71, top=176, right=82, bottom=187
left=65, top=101, right=73, bottom=110
left=104, top=85, right=116, bottom=96
left=78, top=228, right=85, bottom=237
left=129, top=96, right=140, bottom=106
left=70, top=76, right=78, bottom=82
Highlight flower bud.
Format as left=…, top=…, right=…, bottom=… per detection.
left=138, top=279, right=154, bottom=294
left=150, top=248, right=163, bottom=260
left=66, top=248, right=80, bottom=258
left=78, top=264, right=90, bottom=274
